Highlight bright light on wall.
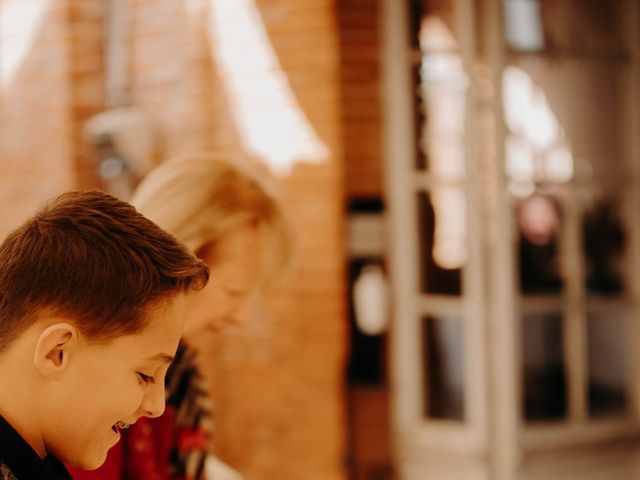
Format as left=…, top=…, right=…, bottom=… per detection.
left=208, top=0, right=329, bottom=176
left=0, top=0, right=49, bottom=87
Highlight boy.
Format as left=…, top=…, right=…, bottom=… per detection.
left=0, top=190, right=209, bottom=479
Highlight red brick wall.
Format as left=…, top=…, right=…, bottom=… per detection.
left=68, top=0, right=106, bottom=188
left=130, top=0, right=220, bottom=158
left=0, top=0, right=105, bottom=236
left=338, top=0, right=383, bottom=200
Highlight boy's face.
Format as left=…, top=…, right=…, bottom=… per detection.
left=41, top=294, right=186, bottom=470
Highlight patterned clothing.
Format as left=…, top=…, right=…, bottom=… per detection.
left=166, top=343, right=213, bottom=479
left=69, top=341, right=213, bottom=480
left=0, top=414, right=71, bottom=480
left=0, top=463, right=17, bottom=480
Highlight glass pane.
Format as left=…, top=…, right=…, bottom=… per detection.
left=416, top=191, right=463, bottom=295
left=413, top=64, right=428, bottom=171
left=503, top=1, right=630, bottom=187
left=504, top=0, right=544, bottom=52
left=505, top=62, right=627, bottom=185
left=422, top=315, right=464, bottom=420
left=587, top=308, right=628, bottom=418
left=537, top=0, right=629, bottom=56
left=410, top=0, right=428, bottom=170
left=516, top=194, right=563, bottom=294
left=583, top=197, right=626, bottom=294
left=522, top=313, right=566, bottom=421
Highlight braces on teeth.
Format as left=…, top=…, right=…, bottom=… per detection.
left=114, top=421, right=130, bottom=430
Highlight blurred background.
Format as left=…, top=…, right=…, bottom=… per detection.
left=1, top=0, right=640, bottom=479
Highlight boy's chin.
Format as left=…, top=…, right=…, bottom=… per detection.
left=65, top=447, right=111, bottom=471
left=70, top=457, right=107, bottom=471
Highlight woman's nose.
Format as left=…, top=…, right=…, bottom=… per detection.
left=225, top=302, right=251, bottom=327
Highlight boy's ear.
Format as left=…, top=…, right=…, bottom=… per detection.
left=33, top=323, right=78, bottom=377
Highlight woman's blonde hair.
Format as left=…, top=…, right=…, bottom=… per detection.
left=131, top=152, right=294, bottom=287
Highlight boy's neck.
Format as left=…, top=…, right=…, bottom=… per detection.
left=0, top=351, right=47, bottom=459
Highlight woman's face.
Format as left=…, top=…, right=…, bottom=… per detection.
left=184, top=225, right=263, bottom=336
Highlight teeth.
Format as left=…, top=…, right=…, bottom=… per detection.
left=114, top=421, right=130, bottom=430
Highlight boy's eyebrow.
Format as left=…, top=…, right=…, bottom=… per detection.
left=146, top=353, right=175, bottom=363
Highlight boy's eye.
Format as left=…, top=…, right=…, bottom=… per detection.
left=137, top=372, right=155, bottom=385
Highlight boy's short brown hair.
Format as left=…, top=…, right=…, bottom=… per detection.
left=0, top=190, right=209, bottom=351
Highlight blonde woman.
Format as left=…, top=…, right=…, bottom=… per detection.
left=68, top=153, right=294, bottom=480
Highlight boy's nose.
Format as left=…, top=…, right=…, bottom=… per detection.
left=141, top=382, right=166, bottom=418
